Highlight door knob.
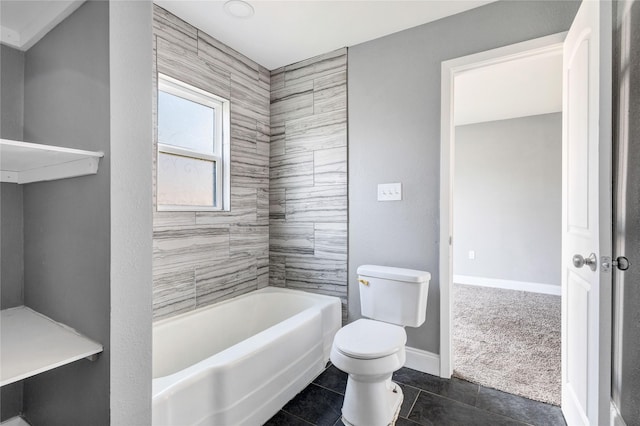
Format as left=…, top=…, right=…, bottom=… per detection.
left=573, top=253, right=597, bottom=271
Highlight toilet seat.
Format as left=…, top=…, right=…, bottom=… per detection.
left=333, top=319, right=406, bottom=360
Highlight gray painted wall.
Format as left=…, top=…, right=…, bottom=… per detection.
left=109, top=1, right=154, bottom=423
left=453, top=114, right=561, bottom=286
left=152, top=6, right=270, bottom=320
left=613, top=0, right=640, bottom=423
left=0, top=42, right=25, bottom=423
left=269, top=50, right=348, bottom=320
left=348, top=0, right=579, bottom=352
left=21, top=2, right=111, bottom=424
left=1, top=44, right=25, bottom=310
left=1, top=45, right=24, bottom=141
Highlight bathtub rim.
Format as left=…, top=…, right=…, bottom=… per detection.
left=152, top=286, right=342, bottom=398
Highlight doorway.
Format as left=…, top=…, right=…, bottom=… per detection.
left=441, top=2, right=613, bottom=424
left=439, top=33, right=565, bottom=404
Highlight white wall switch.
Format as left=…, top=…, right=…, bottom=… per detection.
left=468, top=250, right=476, bottom=260
left=377, top=183, right=402, bottom=201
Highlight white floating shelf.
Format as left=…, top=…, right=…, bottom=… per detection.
left=0, top=306, right=103, bottom=386
left=0, top=138, right=104, bottom=184
left=1, top=416, right=31, bottom=426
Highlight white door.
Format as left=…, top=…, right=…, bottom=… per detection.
left=561, top=1, right=612, bottom=425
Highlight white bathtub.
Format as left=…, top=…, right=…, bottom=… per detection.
left=152, top=287, right=342, bottom=426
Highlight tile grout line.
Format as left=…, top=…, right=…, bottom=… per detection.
left=278, top=409, right=316, bottom=426
left=404, top=389, right=420, bottom=420
left=310, top=381, right=345, bottom=397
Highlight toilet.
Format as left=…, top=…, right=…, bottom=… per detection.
left=330, top=265, right=430, bottom=426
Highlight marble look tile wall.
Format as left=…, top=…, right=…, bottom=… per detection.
left=269, top=50, right=348, bottom=319
left=152, top=6, right=270, bottom=320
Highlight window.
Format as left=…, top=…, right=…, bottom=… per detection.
left=157, top=74, right=230, bottom=211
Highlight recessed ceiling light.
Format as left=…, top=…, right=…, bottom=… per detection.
left=223, top=0, right=255, bottom=19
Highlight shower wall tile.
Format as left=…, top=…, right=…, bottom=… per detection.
left=153, top=270, right=195, bottom=320
left=153, top=226, right=230, bottom=275
left=286, top=185, right=348, bottom=223
left=314, top=223, right=348, bottom=261
left=271, top=67, right=285, bottom=91
left=257, top=255, right=270, bottom=289
left=285, top=110, right=347, bottom=153
left=152, top=211, right=196, bottom=229
left=269, top=255, right=286, bottom=287
left=269, top=50, right=348, bottom=320
left=270, top=124, right=286, bottom=157
left=271, top=81, right=314, bottom=125
left=195, top=256, right=258, bottom=307
left=314, top=147, right=347, bottom=186
left=156, top=38, right=230, bottom=100
left=314, top=71, right=348, bottom=114
left=270, top=152, right=314, bottom=189
left=195, top=187, right=257, bottom=226
left=153, top=6, right=197, bottom=54
left=197, top=31, right=259, bottom=81
left=269, top=189, right=286, bottom=221
left=257, top=188, right=270, bottom=225
left=285, top=255, right=348, bottom=295
left=230, top=225, right=269, bottom=258
left=153, top=6, right=269, bottom=319
left=269, top=223, right=315, bottom=255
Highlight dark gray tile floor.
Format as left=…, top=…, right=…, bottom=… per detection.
left=264, top=365, right=566, bottom=426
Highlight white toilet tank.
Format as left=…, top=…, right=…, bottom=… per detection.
left=357, top=265, right=431, bottom=327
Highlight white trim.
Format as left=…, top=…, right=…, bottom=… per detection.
left=0, top=1, right=84, bottom=51
left=404, top=347, right=440, bottom=377
left=156, top=73, right=230, bottom=211
left=453, top=275, right=561, bottom=296
left=610, top=401, right=627, bottom=426
left=439, top=32, right=567, bottom=379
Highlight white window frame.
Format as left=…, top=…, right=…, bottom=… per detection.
left=157, top=74, right=230, bottom=212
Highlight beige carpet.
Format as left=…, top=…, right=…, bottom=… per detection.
left=452, top=283, right=561, bottom=406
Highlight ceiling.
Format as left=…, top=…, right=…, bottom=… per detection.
left=1, top=0, right=495, bottom=70
left=454, top=50, right=563, bottom=126
left=156, top=0, right=494, bottom=70
left=1, top=0, right=559, bottom=126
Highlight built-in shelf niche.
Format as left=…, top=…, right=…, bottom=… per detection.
left=0, top=138, right=104, bottom=184
left=0, top=306, right=103, bottom=387
left=0, top=138, right=105, bottom=388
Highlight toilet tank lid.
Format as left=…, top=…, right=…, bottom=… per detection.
left=357, top=265, right=431, bottom=283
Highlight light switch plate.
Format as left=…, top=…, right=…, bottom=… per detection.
left=377, top=183, right=402, bottom=201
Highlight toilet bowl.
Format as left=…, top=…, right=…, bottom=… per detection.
left=330, top=265, right=430, bottom=426
left=330, top=319, right=406, bottom=426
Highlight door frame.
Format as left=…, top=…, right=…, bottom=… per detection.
left=439, top=32, right=567, bottom=378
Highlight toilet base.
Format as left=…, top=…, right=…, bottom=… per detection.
left=341, top=374, right=403, bottom=426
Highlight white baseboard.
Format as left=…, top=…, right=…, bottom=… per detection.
left=404, top=347, right=440, bottom=376
left=611, top=401, right=628, bottom=426
left=453, top=275, right=561, bottom=296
